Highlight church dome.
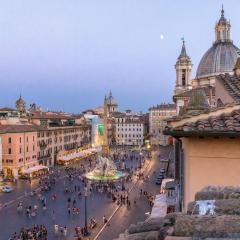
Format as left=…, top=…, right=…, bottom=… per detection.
left=196, top=7, right=240, bottom=79
left=196, top=41, right=239, bottom=78
left=106, top=91, right=118, bottom=106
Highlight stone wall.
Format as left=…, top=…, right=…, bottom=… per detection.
left=174, top=215, right=240, bottom=238
left=195, top=186, right=240, bottom=201
left=188, top=199, right=240, bottom=215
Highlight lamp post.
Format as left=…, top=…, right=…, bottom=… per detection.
left=84, top=183, right=90, bottom=236
left=139, top=151, right=142, bottom=169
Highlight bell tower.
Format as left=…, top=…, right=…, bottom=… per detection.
left=174, top=39, right=193, bottom=95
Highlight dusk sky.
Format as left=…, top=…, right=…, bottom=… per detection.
left=0, top=0, right=240, bottom=113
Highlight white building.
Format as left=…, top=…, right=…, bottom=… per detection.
left=149, top=104, right=176, bottom=146
left=115, top=113, right=145, bottom=146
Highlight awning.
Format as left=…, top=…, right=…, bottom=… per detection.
left=22, top=165, right=49, bottom=174
left=58, top=147, right=101, bottom=162
left=150, top=194, right=167, bottom=219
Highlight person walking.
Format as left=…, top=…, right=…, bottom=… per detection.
left=68, top=206, right=71, bottom=215
left=63, top=226, right=67, bottom=236
left=103, top=215, right=107, bottom=224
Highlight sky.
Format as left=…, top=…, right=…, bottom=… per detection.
left=0, top=0, right=240, bottom=113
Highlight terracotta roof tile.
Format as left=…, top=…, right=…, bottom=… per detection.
left=173, top=86, right=215, bottom=99
left=217, top=73, right=240, bottom=101
left=165, top=106, right=240, bottom=135
left=0, top=124, right=45, bottom=134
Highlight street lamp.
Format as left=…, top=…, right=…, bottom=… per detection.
left=139, top=151, right=143, bottom=169
left=84, top=183, right=90, bottom=236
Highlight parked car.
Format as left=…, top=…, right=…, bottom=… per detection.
left=1, top=185, right=13, bottom=193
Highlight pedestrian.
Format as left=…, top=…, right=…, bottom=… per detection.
left=103, top=215, right=107, bottom=224
left=54, top=224, right=59, bottom=235
left=68, top=206, right=71, bottom=215
left=63, top=226, right=67, bottom=236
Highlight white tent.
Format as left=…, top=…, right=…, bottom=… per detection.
left=58, top=147, right=101, bottom=162
left=22, top=165, right=49, bottom=174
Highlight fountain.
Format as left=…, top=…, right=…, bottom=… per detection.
left=85, top=94, right=124, bottom=182
left=85, top=154, right=125, bottom=181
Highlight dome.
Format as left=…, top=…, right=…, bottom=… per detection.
left=196, top=41, right=239, bottom=78
left=106, top=91, right=117, bottom=106
left=15, top=95, right=26, bottom=106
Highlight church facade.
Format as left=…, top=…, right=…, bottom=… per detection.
left=174, top=7, right=240, bottom=114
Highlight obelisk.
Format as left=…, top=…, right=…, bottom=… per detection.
left=102, top=95, right=109, bottom=157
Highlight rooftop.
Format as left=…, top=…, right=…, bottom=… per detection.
left=0, top=124, right=44, bottom=134
left=173, top=86, right=215, bottom=100
left=149, top=103, right=176, bottom=111
left=165, top=103, right=240, bottom=137
left=217, top=73, right=240, bottom=102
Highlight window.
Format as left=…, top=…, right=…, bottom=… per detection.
left=26, top=146, right=29, bottom=152
left=33, top=145, right=35, bottom=151
left=33, top=136, right=35, bottom=141
left=8, top=137, right=11, bottom=144
left=19, top=148, right=22, bottom=154
left=8, top=148, right=11, bottom=154
left=26, top=136, right=28, bottom=142
left=182, top=69, right=186, bottom=86
left=20, top=137, right=22, bottom=143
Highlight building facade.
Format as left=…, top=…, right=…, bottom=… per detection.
left=0, top=125, right=39, bottom=179
left=165, top=103, right=240, bottom=212
left=149, top=104, right=176, bottom=146
left=115, top=113, right=145, bottom=146
left=37, top=125, right=91, bottom=166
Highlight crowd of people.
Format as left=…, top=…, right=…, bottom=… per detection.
left=7, top=149, right=153, bottom=239
left=9, top=224, right=47, bottom=240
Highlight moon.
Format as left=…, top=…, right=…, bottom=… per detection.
left=160, top=34, right=164, bottom=40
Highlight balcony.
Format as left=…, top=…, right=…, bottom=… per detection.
left=39, top=141, right=47, bottom=149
